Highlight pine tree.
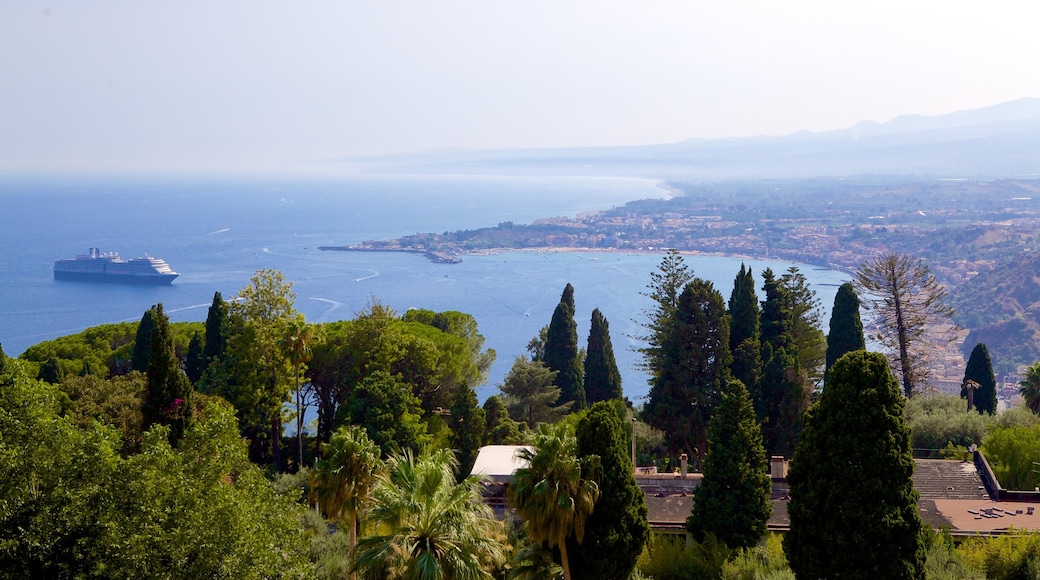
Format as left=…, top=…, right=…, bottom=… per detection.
left=785, top=350, right=925, bottom=579
left=568, top=402, right=650, bottom=579
left=131, top=307, right=157, bottom=373
left=544, top=284, right=585, bottom=409
left=961, top=342, right=997, bottom=415
left=687, top=379, right=771, bottom=550
left=780, top=268, right=826, bottom=388
left=855, top=252, right=958, bottom=397
left=583, top=308, right=622, bottom=405
left=643, top=278, right=730, bottom=459
left=825, top=282, right=865, bottom=384
left=638, top=250, right=693, bottom=378
left=728, top=264, right=762, bottom=407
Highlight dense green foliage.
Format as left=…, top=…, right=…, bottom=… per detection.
left=825, top=281, right=865, bottom=384
left=982, top=424, right=1040, bottom=490
left=336, top=370, right=431, bottom=454
left=687, top=379, right=771, bottom=551
left=637, top=250, right=693, bottom=378
left=785, top=350, right=925, bottom=579
left=583, top=308, right=623, bottom=405
left=0, top=366, right=312, bottom=578
left=568, top=402, right=650, bottom=579
left=643, top=278, right=731, bottom=460
left=544, top=284, right=586, bottom=409
left=481, top=394, right=526, bottom=445
left=961, top=342, right=997, bottom=414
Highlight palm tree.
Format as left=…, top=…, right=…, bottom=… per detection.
left=1020, top=362, right=1040, bottom=414
left=309, top=425, right=382, bottom=580
left=507, top=423, right=600, bottom=580
left=353, top=447, right=507, bottom=579
left=282, top=314, right=318, bottom=468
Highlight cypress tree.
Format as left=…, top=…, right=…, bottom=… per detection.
left=687, top=378, right=771, bottom=550
left=142, top=303, right=194, bottom=442
left=568, top=401, right=650, bottom=579
left=785, top=350, right=925, bottom=579
left=583, top=308, right=622, bottom=405
left=131, top=307, right=157, bottom=373
left=185, top=331, right=205, bottom=385
left=825, top=282, right=865, bottom=384
left=961, top=342, right=997, bottom=414
left=544, top=284, right=585, bottom=409
left=728, top=264, right=762, bottom=407
left=449, top=384, right=486, bottom=477
left=202, top=291, right=228, bottom=366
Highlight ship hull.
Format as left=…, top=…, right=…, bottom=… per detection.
left=54, top=270, right=178, bottom=285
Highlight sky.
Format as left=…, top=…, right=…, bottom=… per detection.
left=2, top=1, right=1038, bottom=174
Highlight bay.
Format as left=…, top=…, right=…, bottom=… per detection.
left=0, top=173, right=850, bottom=402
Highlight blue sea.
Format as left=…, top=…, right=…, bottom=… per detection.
left=0, top=173, right=850, bottom=402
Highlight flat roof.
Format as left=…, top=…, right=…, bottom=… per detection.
left=471, top=445, right=532, bottom=483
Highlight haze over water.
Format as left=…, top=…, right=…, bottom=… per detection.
left=0, top=173, right=849, bottom=402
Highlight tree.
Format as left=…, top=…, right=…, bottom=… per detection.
left=780, top=267, right=827, bottom=388
left=336, top=370, right=430, bottom=455
left=637, top=249, right=693, bottom=377
left=509, top=423, right=600, bottom=580
left=185, top=331, right=205, bottom=384
left=784, top=350, right=925, bottom=579
left=855, top=251, right=957, bottom=397
left=204, top=269, right=299, bottom=464
left=309, top=425, right=382, bottom=579
left=544, top=284, right=585, bottom=409
left=687, top=379, right=771, bottom=550
left=353, top=447, right=507, bottom=579
left=960, top=342, right=997, bottom=414
left=1021, top=362, right=1040, bottom=414
left=202, top=291, right=227, bottom=366
left=500, top=356, right=572, bottom=429
left=756, top=270, right=813, bottom=456
left=449, top=383, right=486, bottom=477
left=142, top=303, right=193, bottom=443
left=728, top=264, right=762, bottom=406
left=283, top=313, right=318, bottom=469
left=643, top=278, right=731, bottom=459
left=482, top=395, right=526, bottom=445
left=568, top=402, right=649, bottom=579
left=583, top=309, right=623, bottom=405
left=130, top=307, right=156, bottom=372
left=825, top=282, right=865, bottom=384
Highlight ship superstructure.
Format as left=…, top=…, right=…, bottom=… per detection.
left=54, top=248, right=179, bottom=284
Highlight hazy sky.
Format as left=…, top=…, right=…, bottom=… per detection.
left=2, top=1, right=1038, bottom=173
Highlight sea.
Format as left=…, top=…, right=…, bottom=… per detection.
left=0, top=173, right=850, bottom=403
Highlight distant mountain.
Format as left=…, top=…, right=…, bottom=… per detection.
left=356, top=98, right=1040, bottom=180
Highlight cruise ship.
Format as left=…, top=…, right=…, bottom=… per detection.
left=53, top=248, right=179, bottom=285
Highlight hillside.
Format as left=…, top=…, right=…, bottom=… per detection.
left=950, top=252, right=1040, bottom=373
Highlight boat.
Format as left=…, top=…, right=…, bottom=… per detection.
left=53, top=248, right=179, bottom=285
